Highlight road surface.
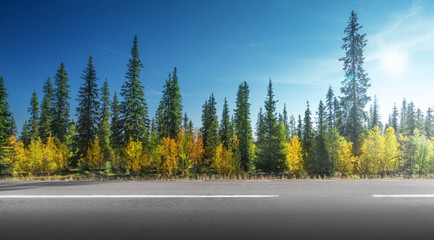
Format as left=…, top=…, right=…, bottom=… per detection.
left=1, top=180, right=434, bottom=239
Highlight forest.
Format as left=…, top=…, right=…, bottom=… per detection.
left=0, top=11, right=433, bottom=179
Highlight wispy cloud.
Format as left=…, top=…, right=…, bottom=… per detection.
left=96, top=44, right=128, bottom=58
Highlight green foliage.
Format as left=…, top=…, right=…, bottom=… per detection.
left=201, top=94, right=219, bottom=168
left=76, top=55, right=100, bottom=160
left=110, top=92, right=123, bottom=151
left=156, top=67, right=183, bottom=139
left=339, top=11, right=371, bottom=153
left=220, top=97, right=231, bottom=148
left=0, top=76, right=12, bottom=156
left=51, top=62, right=71, bottom=143
left=121, top=35, right=149, bottom=143
left=28, top=91, right=40, bottom=141
left=98, top=79, right=112, bottom=162
left=39, top=77, right=53, bottom=140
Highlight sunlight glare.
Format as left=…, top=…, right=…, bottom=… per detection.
left=380, top=47, right=408, bottom=76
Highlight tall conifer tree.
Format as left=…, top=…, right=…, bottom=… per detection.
left=76, top=55, right=100, bottom=160
left=52, top=62, right=71, bottom=142
left=0, top=76, right=12, bottom=154
left=339, top=11, right=370, bottom=152
left=39, top=77, right=53, bottom=140
left=201, top=94, right=219, bottom=165
left=234, top=81, right=253, bottom=171
left=121, top=35, right=149, bottom=142
left=110, top=92, right=122, bottom=150
left=98, top=79, right=112, bottom=161
left=28, top=91, right=40, bottom=140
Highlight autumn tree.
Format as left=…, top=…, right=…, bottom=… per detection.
left=358, top=126, right=384, bottom=176
left=284, top=135, right=304, bottom=177
left=79, top=136, right=104, bottom=170
left=161, top=137, right=179, bottom=177
left=123, top=138, right=149, bottom=175
left=189, top=128, right=205, bottom=173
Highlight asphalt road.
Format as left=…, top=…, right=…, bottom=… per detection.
left=1, top=180, right=434, bottom=240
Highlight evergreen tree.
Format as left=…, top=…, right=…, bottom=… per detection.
left=387, top=103, right=399, bottom=134
left=110, top=92, right=122, bottom=150
left=20, top=121, right=30, bottom=146
left=256, top=80, right=285, bottom=173
left=302, top=101, right=314, bottom=174
left=325, top=86, right=335, bottom=130
left=39, top=77, right=53, bottom=140
left=289, top=114, right=296, bottom=137
left=0, top=76, right=12, bottom=154
left=234, top=81, right=254, bottom=172
left=76, top=55, right=100, bottom=160
left=404, top=101, right=416, bottom=136
left=425, top=108, right=433, bottom=139
left=201, top=94, right=219, bottom=166
left=220, top=97, right=231, bottom=148
left=415, top=108, right=424, bottom=134
left=98, top=79, right=112, bottom=161
left=28, top=91, right=40, bottom=141
left=282, top=103, right=290, bottom=140
left=120, top=35, right=149, bottom=142
left=339, top=11, right=371, bottom=152
left=9, top=114, right=17, bottom=136
left=400, top=98, right=407, bottom=134
left=51, top=62, right=71, bottom=142
left=313, top=100, right=330, bottom=175
left=183, top=112, right=189, bottom=131
left=156, top=67, right=183, bottom=139
left=297, top=114, right=303, bottom=139
left=256, top=107, right=265, bottom=145
left=369, top=95, right=381, bottom=129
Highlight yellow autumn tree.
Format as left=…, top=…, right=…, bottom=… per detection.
left=335, top=135, right=356, bottom=176
left=123, top=138, right=149, bottom=175
left=284, top=135, right=304, bottom=177
left=27, top=137, right=44, bottom=174
left=1, top=136, right=26, bottom=175
left=161, top=137, right=179, bottom=177
left=177, top=128, right=193, bottom=176
left=79, top=136, right=105, bottom=170
left=358, top=126, right=385, bottom=176
left=44, top=135, right=68, bottom=174
left=188, top=128, right=204, bottom=173
left=382, top=127, right=400, bottom=176
left=212, top=135, right=239, bottom=176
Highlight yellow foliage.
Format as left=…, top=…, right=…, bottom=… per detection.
left=212, top=135, right=239, bottom=175
left=358, top=126, right=385, bottom=175
left=161, top=137, right=179, bottom=177
left=284, top=135, right=304, bottom=177
left=80, top=136, right=105, bottom=170
left=335, top=136, right=356, bottom=175
left=188, top=128, right=204, bottom=173
left=383, top=127, right=400, bottom=175
left=123, top=138, right=149, bottom=174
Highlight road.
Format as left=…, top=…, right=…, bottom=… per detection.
left=1, top=180, right=434, bottom=240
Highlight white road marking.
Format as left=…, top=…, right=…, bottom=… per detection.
left=0, top=195, right=279, bottom=199
left=372, top=194, right=434, bottom=198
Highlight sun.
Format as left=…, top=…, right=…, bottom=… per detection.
left=380, top=47, right=408, bottom=76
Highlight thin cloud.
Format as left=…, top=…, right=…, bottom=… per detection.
left=96, top=44, right=128, bottom=58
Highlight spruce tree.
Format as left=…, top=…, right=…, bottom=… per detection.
left=9, top=114, right=17, bottom=136
left=369, top=95, right=381, bottom=129
left=234, top=81, right=254, bottom=171
left=110, top=92, right=123, bottom=150
left=425, top=108, right=433, bottom=139
left=0, top=76, right=12, bottom=153
left=388, top=103, right=399, bottom=133
left=289, top=114, right=296, bottom=137
left=121, top=35, right=149, bottom=142
left=28, top=91, right=40, bottom=140
left=201, top=94, right=219, bottom=166
left=282, top=103, right=290, bottom=140
left=297, top=114, right=303, bottom=139
left=98, top=79, right=112, bottom=161
left=339, top=11, right=371, bottom=152
left=220, top=97, right=231, bottom=148
left=404, top=101, right=416, bottom=136
left=20, top=121, right=30, bottom=146
left=400, top=99, right=407, bottom=135
left=313, top=100, right=329, bottom=175
left=51, top=62, right=71, bottom=143
left=39, top=77, right=53, bottom=140
left=183, top=112, right=189, bottom=131
left=156, top=67, right=183, bottom=139
left=256, top=79, right=285, bottom=173
left=325, top=86, right=335, bottom=131
left=302, top=101, right=314, bottom=174
left=76, top=55, right=100, bottom=160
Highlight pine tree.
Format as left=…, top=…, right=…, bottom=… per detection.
left=20, top=121, right=30, bottom=146
left=201, top=94, right=219, bottom=166
left=339, top=11, right=371, bottom=153
left=282, top=103, right=290, bottom=140
left=256, top=79, right=285, bottom=173
left=183, top=112, right=189, bottom=131
left=9, top=114, right=17, bottom=136
left=400, top=98, right=407, bottom=135
left=110, top=92, right=122, bottom=150
left=120, top=35, right=149, bottom=142
left=28, top=91, right=40, bottom=140
left=98, top=79, right=112, bottom=161
left=0, top=76, right=12, bottom=154
left=404, top=101, right=416, bottom=136
left=325, top=86, right=335, bottom=131
left=76, top=55, right=100, bottom=159
left=220, top=97, right=231, bottom=148
left=387, top=103, right=399, bottom=134
left=302, top=101, right=314, bottom=174
left=297, top=114, right=303, bottom=139
left=256, top=107, right=265, bottom=145
left=51, top=62, right=71, bottom=143
left=313, top=100, right=330, bottom=175
left=369, top=95, right=381, bottom=129
left=234, top=81, right=254, bottom=172
left=425, top=108, right=433, bottom=139
left=156, top=67, right=183, bottom=139
left=289, top=114, right=296, bottom=137
left=39, top=77, right=53, bottom=140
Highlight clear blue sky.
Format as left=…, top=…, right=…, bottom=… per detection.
left=1, top=0, right=433, bottom=132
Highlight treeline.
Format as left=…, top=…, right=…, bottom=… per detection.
left=0, top=11, right=433, bottom=178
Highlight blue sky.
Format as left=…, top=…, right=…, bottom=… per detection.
left=1, top=0, right=433, bottom=131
